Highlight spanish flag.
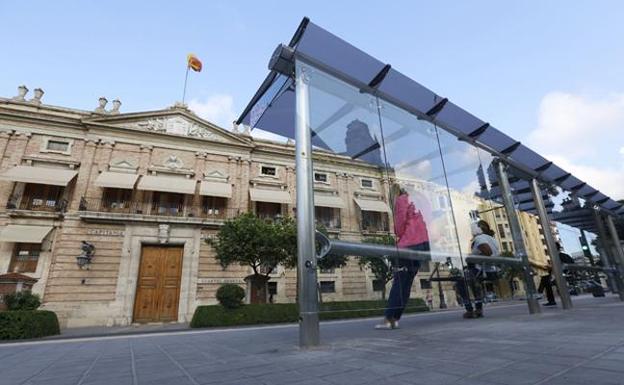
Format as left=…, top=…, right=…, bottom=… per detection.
left=187, top=54, right=202, bottom=72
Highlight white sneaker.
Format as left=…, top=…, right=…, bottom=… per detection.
left=374, top=321, right=393, bottom=330
left=392, top=321, right=400, bottom=329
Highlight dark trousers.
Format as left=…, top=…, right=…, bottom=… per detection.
left=456, top=266, right=483, bottom=311
left=384, top=242, right=429, bottom=321
left=538, top=275, right=556, bottom=304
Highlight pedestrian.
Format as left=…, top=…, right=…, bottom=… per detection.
left=539, top=243, right=574, bottom=306
left=426, top=289, right=433, bottom=310
left=457, top=220, right=500, bottom=319
left=376, top=185, right=430, bottom=329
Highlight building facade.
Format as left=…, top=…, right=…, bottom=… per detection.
left=0, top=89, right=548, bottom=328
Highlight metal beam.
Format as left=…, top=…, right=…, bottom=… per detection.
left=295, top=62, right=320, bottom=348
left=496, top=160, right=541, bottom=314
left=531, top=178, right=573, bottom=309
left=593, top=210, right=624, bottom=300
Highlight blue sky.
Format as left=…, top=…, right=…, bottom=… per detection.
left=2, top=1, right=624, bottom=198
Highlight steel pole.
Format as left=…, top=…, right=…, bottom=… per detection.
left=530, top=178, right=572, bottom=309
left=495, top=160, right=541, bottom=314
left=593, top=210, right=624, bottom=299
left=605, top=214, right=624, bottom=300
left=295, top=62, right=320, bottom=347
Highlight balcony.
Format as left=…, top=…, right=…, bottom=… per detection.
left=78, top=198, right=240, bottom=225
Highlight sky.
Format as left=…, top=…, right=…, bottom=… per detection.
left=2, top=1, right=624, bottom=199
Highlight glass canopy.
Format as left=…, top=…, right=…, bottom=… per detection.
left=237, top=17, right=622, bottom=219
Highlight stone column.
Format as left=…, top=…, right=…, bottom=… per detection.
left=193, top=152, right=207, bottom=216
left=135, top=145, right=153, bottom=208
left=70, top=138, right=99, bottom=210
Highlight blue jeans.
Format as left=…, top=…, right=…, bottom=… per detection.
left=384, top=242, right=429, bottom=321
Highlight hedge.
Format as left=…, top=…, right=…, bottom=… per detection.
left=190, top=298, right=427, bottom=328
left=0, top=310, right=60, bottom=340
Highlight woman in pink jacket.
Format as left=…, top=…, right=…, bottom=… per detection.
left=376, top=186, right=430, bottom=329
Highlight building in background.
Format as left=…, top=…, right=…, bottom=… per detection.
left=0, top=87, right=551, bottom=327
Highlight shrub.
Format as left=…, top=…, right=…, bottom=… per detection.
left=216, top=284, right=245, bottom=309
left=190, top=298, right=428, bottom=328
left=4, top=291, right=41, bottom=311
left=0, top=310, right=60, bottom=340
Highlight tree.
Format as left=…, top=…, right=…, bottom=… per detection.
left=210, top=214, right=348, bottom=304
left=359, top=235, right=396, bottom=300
left=210, top=214, right=295, bottom=304
left=500, top=250, right=524, bottom=299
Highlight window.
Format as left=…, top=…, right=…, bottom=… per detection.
left=502, top=242, right=509, bottom=252
left=20, top=183, right=63, bottom=211
left=315, top=206, right=341, bottom=229
left=9, top=243, right=41, bottom=273
left=314, top=173, right=328, bottom=183
left=46, top=140, right=70, bottom=152
left=372, top=279, right=385, bottom=292
left=267, top=282, right=277, bottom=303
left=420, top=279, right=432, bottom=289
left=256, top=202, right=282, bottom=220
left=361, top=211, right=389, bottom=232
left=261, top=166, right=276, bottom=176
left=319, top=281, right=335, bottom=293
left=202, top=196, right=227, bottom=218
left=497, top=224, right=505, bottom=238
left=152, top=192, right=185, bottom=216
left=438, top=195, right=447, bottom=209
left=102, top=188, right=132, bottom=211
left=511, top=281, right=519, bottom=291
left=360, top=179, right=373, bottom=189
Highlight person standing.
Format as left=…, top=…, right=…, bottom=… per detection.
left=376, top=186, right=430, bottom=329
left=457, top=220, right=500, bottom=319
left=426, top=289, right=434, bottom=310
left=539, top=243, right=574, bottom=306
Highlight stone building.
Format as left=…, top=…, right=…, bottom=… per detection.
left=0, top=87, right=548, bottom=328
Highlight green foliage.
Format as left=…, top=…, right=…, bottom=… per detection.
left=216, top=284, right=245, bottom=309
left=358, top=236, right=396, bottom=297
left=4, top=291, right=41, bottom=311
left=316, top=224, right=348, bottom=271
left=210, top=214, right=348, bottom=279
left=0, top=310, right=60, bottom=340
left=210, top=213, right=295, bottom=277
left=190, top=298, right=428, bottom=328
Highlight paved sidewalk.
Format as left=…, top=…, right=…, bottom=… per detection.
left=1, top=295, right=624, bottom=385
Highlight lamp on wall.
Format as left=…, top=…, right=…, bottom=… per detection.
left=76, top=241, right=95, bottom=269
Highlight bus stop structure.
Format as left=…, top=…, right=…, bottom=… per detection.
left=237, top=17, right=624, bottom=348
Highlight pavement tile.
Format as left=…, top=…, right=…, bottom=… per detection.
left=321, top=368, right=384, bottom=385
left=581, top=358, right=624, bottom=373
left=472, top=368, right=549, bottom=385
left=392, top=370, right=462, bottom=385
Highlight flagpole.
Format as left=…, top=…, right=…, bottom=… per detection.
left=182, top=65, right=190, bottom=105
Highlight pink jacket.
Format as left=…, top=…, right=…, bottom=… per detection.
left=394, top=193, right=429, bottom=248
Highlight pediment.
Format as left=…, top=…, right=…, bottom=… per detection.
left=85, top=109, right=249, bottom=145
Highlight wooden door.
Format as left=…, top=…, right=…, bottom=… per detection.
left=133, top=246, right=183, bottom=323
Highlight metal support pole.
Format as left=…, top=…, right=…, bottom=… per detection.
left=295, top=62, right=320, bottom=348
left=530, top=178, right=572, bottom=309
left=593, top=210, right=624, bottom=299
left=605, top=214, right=624, bottom=301
left=495, top=160, right=541, bottom=314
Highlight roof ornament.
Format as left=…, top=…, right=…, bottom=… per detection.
left=12, top=85, right=28, bottom=102
left=30, top=88, right=44, bottom=105
left=110, top=99, right=121, bottom=114
left=95, top=97, right=108, bottom=113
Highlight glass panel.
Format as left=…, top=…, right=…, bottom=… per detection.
left=303, top=59, right=466, bottom=320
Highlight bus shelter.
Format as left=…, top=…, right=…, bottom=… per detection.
left=237, top=18, right=624, bottom=347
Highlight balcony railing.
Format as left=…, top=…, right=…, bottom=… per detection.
left=79, top=198, right=240, bottom=220
left=7, top=197, right=67, bottom=213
